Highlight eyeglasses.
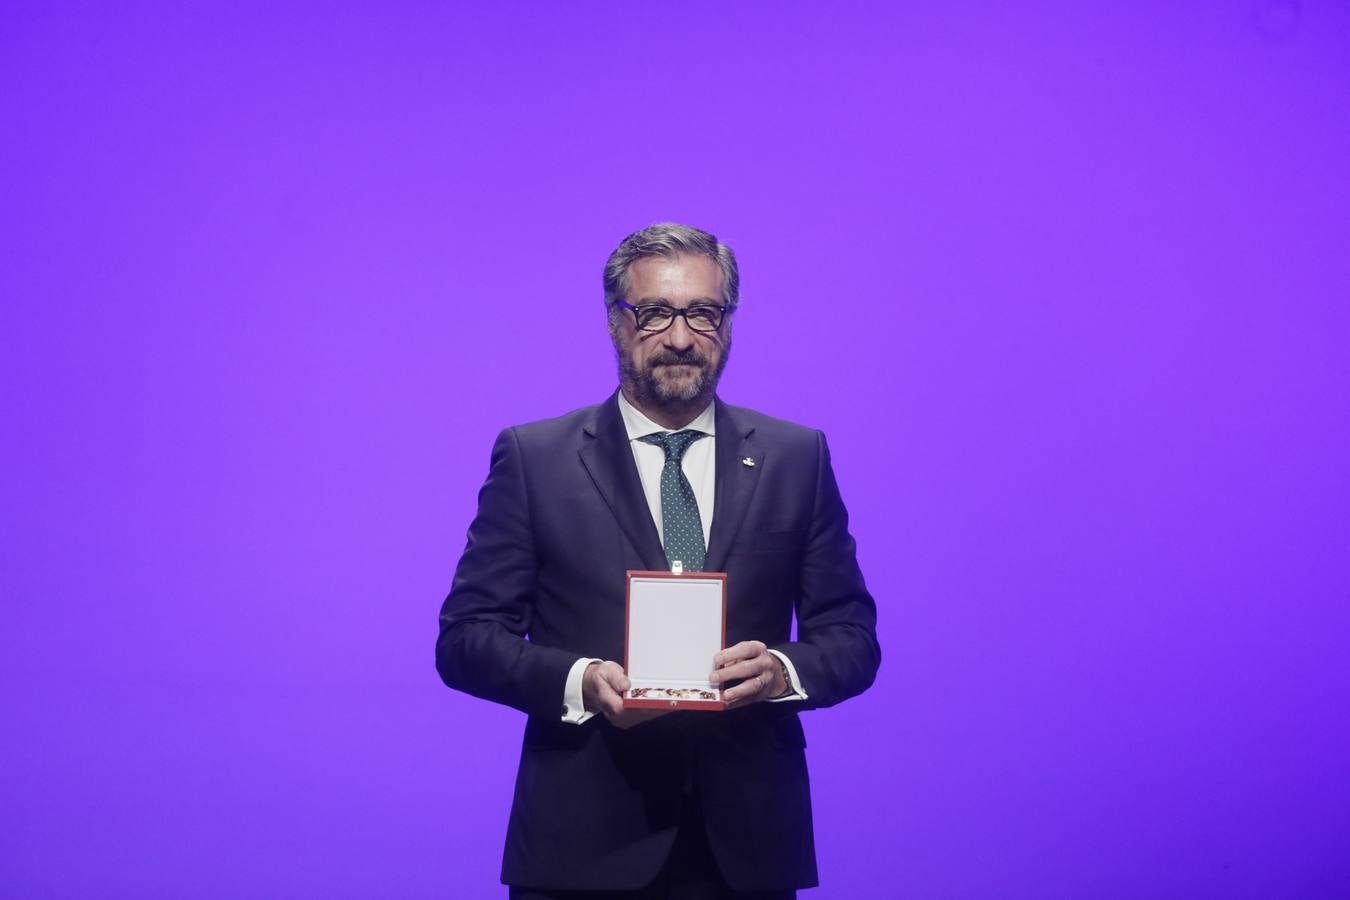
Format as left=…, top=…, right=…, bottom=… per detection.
left=616, top=300, right=729, bottom=334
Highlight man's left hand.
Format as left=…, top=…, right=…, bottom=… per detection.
left=711, top=641, right=787, bottom=709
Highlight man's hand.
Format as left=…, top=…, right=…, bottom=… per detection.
left=712, top=641, right=788, bottom=709
left=582, top=661, right=669, bottom=729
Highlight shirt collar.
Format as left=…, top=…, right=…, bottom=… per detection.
left=617, top=391, right=717, bottom=441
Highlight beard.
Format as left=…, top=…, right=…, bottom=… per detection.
left=618, top=341, right=730, bottom=411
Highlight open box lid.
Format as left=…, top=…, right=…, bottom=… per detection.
left=623, top=570, right=727, bottom=710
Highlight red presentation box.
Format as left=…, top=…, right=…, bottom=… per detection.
left=622, top=570, right=727, bottom=711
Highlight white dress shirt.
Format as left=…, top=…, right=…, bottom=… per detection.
left=560, top=393, right=806, bottom=723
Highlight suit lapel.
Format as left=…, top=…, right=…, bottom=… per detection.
left=704, top=399, right=761, bottom=573
left=578, top=393, right=668, bottom=572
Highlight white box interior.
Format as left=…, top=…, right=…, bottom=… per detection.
left=627, top=575, right=724, bottom=696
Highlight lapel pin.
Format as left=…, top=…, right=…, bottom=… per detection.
left=741, top=457, right=756, bottom=467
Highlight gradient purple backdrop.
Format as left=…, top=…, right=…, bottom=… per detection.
left=3, top=3, right=1348, bottom=898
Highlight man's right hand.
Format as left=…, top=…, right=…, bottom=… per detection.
left=582, top=661, right=668, bottom=729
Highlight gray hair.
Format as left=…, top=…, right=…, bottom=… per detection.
left=602, top=223, right=740, bottom=327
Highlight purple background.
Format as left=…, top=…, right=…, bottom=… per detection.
left=4, top=3, right=1348, bottom=897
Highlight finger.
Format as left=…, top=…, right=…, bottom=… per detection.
left=592, top=673, right=627, bottom=717
left=713, top=640, right=763, bottom=667
left=723, top=669, right=769, bottom=702
left=723, top=671, right=772, bottom=706
left=597, top=661, right=632, bottom=693
left=710, top=657, right=772, bottom=686
left=600, top=691, right=625, bottom=718
left=713, top=640, right=766, bottom=669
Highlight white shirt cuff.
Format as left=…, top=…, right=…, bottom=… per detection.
left=561, top=657, right=602, bottom=723
left=766, top=649, right=807, bottom=702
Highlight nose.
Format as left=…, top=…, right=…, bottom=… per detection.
left=663, top=313, right=696, bottom=351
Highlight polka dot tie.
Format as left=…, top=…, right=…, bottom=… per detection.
left=638, top=430, right=709, bottom=572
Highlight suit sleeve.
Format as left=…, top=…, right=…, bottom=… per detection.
left=435, top=427, right=579, bottom=718
left=770, top=431, right=881, bottom=710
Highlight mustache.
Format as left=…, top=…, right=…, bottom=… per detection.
left=646, top=351, right=708, bottom=369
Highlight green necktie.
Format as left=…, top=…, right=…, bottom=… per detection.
left=638, top=430, right=709, bottom=572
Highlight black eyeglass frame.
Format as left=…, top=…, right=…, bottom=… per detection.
left=615, top=300, right=730, bottom=334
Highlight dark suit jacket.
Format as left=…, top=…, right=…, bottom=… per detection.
left=436, top=392, right=880, bottom=892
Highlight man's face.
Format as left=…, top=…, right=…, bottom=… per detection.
left=613, top=254, right=731, bottom=412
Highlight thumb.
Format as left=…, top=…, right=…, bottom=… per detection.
left=600, top=661, right=631, bottom=693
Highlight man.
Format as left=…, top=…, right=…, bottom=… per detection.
left=437, top=223, right=880, bottom=898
